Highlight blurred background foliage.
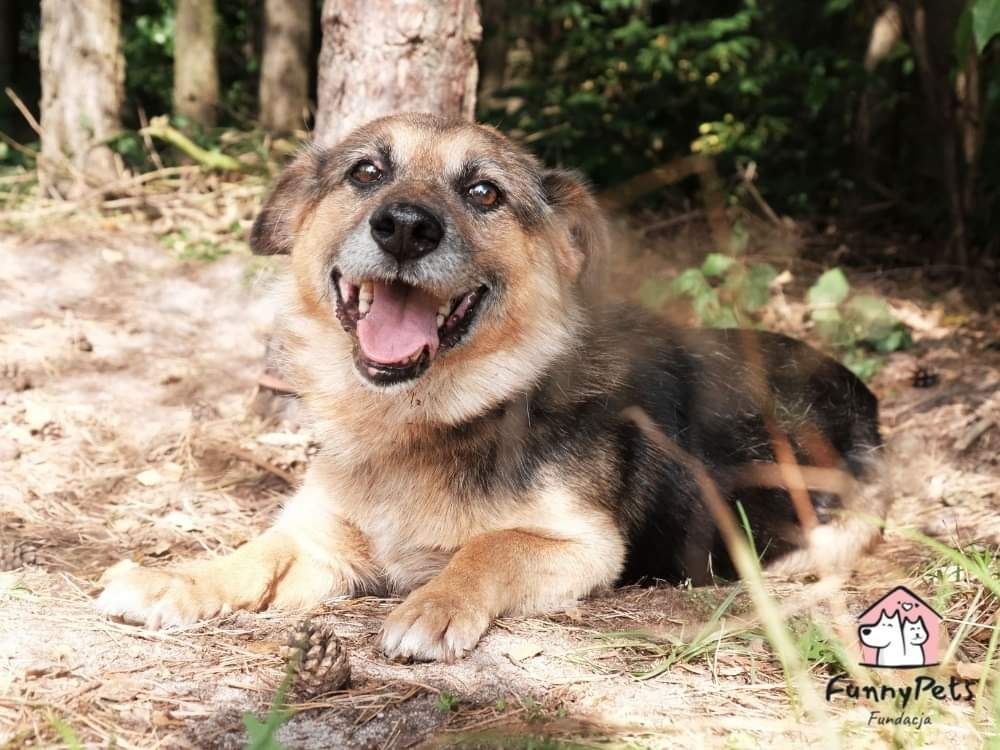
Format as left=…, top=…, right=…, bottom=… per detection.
left=2, top=0, right=998, bottom=266
left=477, top=0, right=1000, bottom=264
left=483, top=0, right=868, bottom=207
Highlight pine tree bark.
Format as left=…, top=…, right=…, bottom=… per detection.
left=314, top=0, right=481, bottom=147
left=38, top=0, right=124, bottom=196
left=174, top=0, right=220, bottom=127
left=259, top=0, right=311, bottom=133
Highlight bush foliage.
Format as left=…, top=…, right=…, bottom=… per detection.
left=484, top=0, right=871, bottom=212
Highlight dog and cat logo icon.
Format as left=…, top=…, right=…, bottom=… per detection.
left=857, top=586, right=941, bottom=668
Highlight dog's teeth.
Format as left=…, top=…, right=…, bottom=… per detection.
left=436, top=313, right=445, bottom=328
left=359, top=281, right=374, bottom=304
left=358, top=281, right=373, bottom=314
left=438, top=301, right=450, bottom=316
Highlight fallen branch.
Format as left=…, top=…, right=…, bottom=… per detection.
left=140, top=117, right=243, bottom=173
left=4, top=87, right=43, bottom=138
left=214, top=441, right=299, bottom=487
left=739, top=161, right=783, bottom=227
left=955, top=417, right=996, bottom=453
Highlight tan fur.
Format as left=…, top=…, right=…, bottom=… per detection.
left=97, top=115, right=623, bottom=661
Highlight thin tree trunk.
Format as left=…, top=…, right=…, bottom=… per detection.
left=855, top=4, right=902, bottom=197
left=38, top=0, right=124, bottom=196
left=902, top=0, right=968, bottom=266
left=956, top=50, right=983, bottom=219
left=174, top=0, right=220, bottom=128
left=259, top=0, right=311, bottom=133
left=314, top=0, right=481, bottom=147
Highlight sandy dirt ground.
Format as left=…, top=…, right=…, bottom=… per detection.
left=1, top=230, right=998, bottom=749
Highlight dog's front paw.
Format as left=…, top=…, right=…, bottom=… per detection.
left=96, top=561, right=230, bottom=628
left=379, top=583, right=492, bottom=662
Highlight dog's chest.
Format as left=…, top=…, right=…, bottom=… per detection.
left=330, top=450, right=515, bottom=592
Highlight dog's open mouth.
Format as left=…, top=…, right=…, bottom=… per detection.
left=333, top=271, right=488, bottom=385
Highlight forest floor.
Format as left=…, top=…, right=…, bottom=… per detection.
left=0, top=220, right=998, bottom=749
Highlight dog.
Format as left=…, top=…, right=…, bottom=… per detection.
left=97, top=113, right=888, bottom=661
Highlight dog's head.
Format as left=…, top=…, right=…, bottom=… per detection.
left=859, top=610, right=902, bottom=649
left=253, top=113, right=608, bottom=423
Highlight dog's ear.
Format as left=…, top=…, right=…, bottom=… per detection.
left=250, top=148, right=324, bottom=256
left=542, top=169, right=609, bottom=286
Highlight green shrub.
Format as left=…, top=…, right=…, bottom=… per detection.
left=483, top=0, right=871, bottom=213
left=806, top=267, right=911, bottom=379
left=640, top=252, right=777, bottom=329
left=641, top=258, right=910, bottom=381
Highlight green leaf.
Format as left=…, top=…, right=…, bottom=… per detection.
left=701, top=252, right=735, bottom=278
left=691, top=287, right=722, bottom=325
left=669, top=268, right=711, bottom=298
left=810, top=308, right=842, bottom=324
left=806, top=268, right=850, bottom=309
left=707, top=305, right=740, bottom=328
left=815, top=320, right=847, bottom=347
left=843, top=293, right=895, bottom=333
left=842, top=350, right=883, bottom=382
left=843, top=294, right=910, bottom=351
left=739, top=263, right=778, bottom=312
left=973, top=0, right=1000, bottom=53
left=873, top=328, right=911, bottom=353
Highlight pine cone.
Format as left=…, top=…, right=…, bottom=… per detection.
left=911, top=366, right=940, bottom=389
left=0, top=540, right=38, bottom=571
left=281, top=620, right=351, bottom=698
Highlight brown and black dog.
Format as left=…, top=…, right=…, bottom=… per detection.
left=97, top=113, right=888, bottom=661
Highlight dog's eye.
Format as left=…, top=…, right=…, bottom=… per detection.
left=466, top=181, right=501, bottom=209
left=349, top=160, right=383, bottom=186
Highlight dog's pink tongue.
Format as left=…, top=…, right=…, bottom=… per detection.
left=357, top=281, right=440, bottom=365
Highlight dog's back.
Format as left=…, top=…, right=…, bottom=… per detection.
left=615, top=320, right=882, bottom=582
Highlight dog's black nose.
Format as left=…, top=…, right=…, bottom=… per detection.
left=369, top=202, right=444, bottom=261
left=861, top=628, right=871, bottom=636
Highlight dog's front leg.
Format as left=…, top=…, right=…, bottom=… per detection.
left=379, top=523, right=625, bottom=662
left=97, top=473, right=377, bottom=628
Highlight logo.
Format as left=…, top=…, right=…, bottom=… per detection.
left=824, top=585, right=974, bottom=731
left=857, top=585, right=941, bottom=668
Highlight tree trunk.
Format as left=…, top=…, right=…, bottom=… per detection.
left=38, top=0, right=124, bottom=196
left=314, top=0, right=481, bottom=147
left=901, top=0, right=969, bottom=266
left=259, top=0, right=311, bottom=133
left=174, top=0, right=220, bottom=127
